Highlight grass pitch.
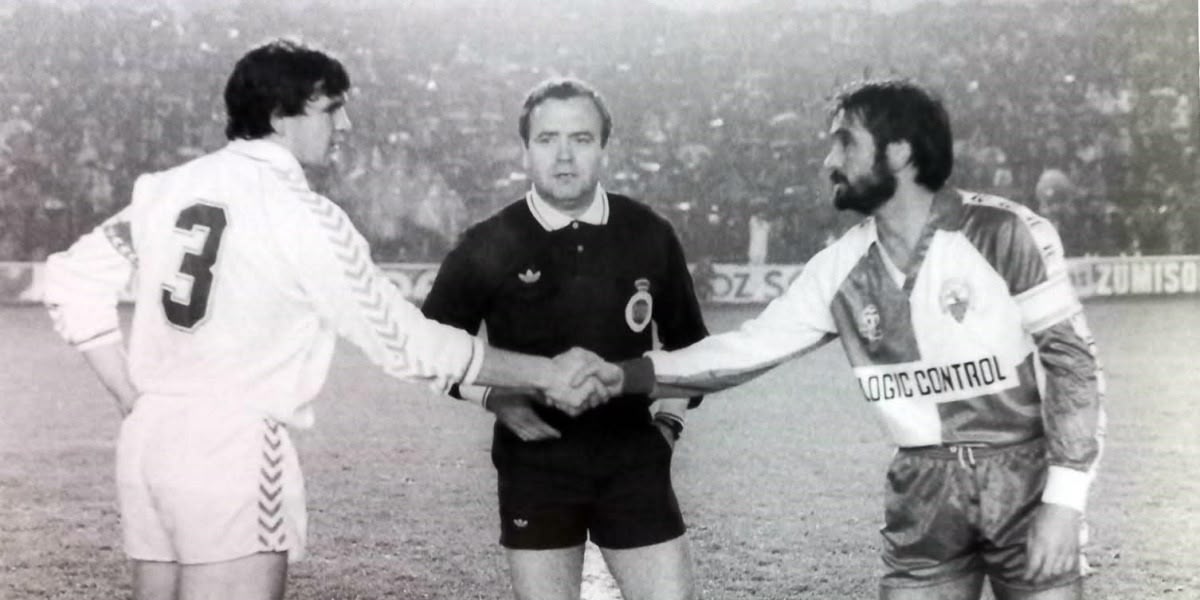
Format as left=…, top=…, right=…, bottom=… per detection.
left=1, top=297, right=1198, bottom=598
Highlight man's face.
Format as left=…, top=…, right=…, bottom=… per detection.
left=823, top=109, right=896, bottom=215
left=523, top=96, right=606, bottom=213
left=278, top=93, right=351, bottom=167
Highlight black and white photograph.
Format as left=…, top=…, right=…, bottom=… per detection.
left=1, top=0, right=1197, bottom=598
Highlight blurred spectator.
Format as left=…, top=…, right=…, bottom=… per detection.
left=746, top=197, right=772, bottom=264
left=0, top=0, right=1195, bottom=261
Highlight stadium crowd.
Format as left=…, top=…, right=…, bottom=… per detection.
left=1, top=0, right=1197, bottom=263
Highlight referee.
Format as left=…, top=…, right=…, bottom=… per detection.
left=422, top=77, right=707, bottom=600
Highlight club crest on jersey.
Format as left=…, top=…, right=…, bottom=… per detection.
left=858, top=304, right=883, bottom=343
left=940, top=278, right=972, bottom=323
left=624, top=278, right=653, bottom=333
left=518, top=268, right=541, bottom=284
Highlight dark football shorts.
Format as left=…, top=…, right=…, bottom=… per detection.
left=491, top=423, right=684, bottom=550
left=879, top=437, right=1083, bottom=592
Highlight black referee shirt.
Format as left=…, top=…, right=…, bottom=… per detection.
left=422, top=192, right=708, bottom=434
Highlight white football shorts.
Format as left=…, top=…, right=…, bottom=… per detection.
left=116, top=395, right=307, bottom=564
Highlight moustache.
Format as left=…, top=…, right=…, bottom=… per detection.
left=830, top=171, right=849, bottom=185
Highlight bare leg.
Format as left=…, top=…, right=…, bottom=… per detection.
left=601, top=535, right=697, bottom=600
left=177, top=551, right=287, bottom=600
left=506, top=545, right=586, bottom=600
left=133, top=560, right=180, bottom=600
left=880, top=572, right=985, bottom=600
left=991, top=578, right=1082, bottom=600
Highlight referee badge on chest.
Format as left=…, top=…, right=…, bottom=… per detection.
left=624, top=278, right=654, bottom=333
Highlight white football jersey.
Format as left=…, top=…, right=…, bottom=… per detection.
left=646, top=189, right=1103, bottom=511
left=45, top=140, right=483, bottom=427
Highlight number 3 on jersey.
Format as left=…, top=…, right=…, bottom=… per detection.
left=162, top=203, right=228, bottom=330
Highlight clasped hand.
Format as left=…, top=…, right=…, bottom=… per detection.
left=540, top=347, right=624, bottom=416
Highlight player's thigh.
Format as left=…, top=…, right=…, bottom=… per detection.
left=178, top=551, right=287, bottom=600
left=506, top=545, right=586, bottom=600
left=991, top=578, right=1082, bottom=600
left=879, top=572, right=984, bottom=600
left=600, top=535, right=696, bottom=600
left=132, top=560, right=180, bottom=600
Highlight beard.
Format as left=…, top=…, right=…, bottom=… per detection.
left=831, top=157, right=897, bottom=215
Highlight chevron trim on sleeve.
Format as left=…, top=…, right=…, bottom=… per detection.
left=101, top=219, right=138, bottom=265
left=294, top=190, right=412, bottom=373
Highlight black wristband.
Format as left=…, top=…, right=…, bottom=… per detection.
left=618, top=357, right=656, bottom=395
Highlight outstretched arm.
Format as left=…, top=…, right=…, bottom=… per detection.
left=571, top=256, right=839, bottom=399
left=476, top=346, right=615, bottom=416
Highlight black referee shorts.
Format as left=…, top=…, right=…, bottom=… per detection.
left=491, top=423, right=685, bottom=550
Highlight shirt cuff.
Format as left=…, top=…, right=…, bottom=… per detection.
left=1041, top=465, right=1091, bottom=513
left=458, top=384, right=492, bottom=409
left=76, top=329, right=123, bottom=352
left=460, top=337, right=486, bottom=388
left=618, top=356, right=655, bottom=395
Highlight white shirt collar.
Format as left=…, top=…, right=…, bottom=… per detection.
left=224, top=139, right=309, bottom=188
left=526, top=185, right=609, bottom=231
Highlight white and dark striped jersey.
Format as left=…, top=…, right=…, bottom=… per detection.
left=645, top=189, right=1104, bottom=511
left=44, top=139, right=483, bottom=428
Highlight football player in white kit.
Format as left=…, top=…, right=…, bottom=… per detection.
left=602, top=80, right=1104, bottom=599
left=43, top=39, right=615, bottom=600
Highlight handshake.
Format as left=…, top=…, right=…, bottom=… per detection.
left=539, top=347, right=626, bottom=416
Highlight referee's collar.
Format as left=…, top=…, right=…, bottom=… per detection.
left=526, top=185, right=609, bottom=231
